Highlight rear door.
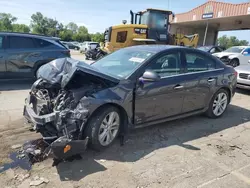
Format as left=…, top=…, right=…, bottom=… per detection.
left=181, top=49, right=224, bottom=113
left=5, top=35, right=38, bottom=78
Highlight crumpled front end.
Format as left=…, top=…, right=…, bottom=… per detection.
left=23, top=79, right=90, bottom=160
left=23, top=58, right=118, bottom=161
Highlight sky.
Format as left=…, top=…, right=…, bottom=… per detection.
left=1, top=0, right=250, bottom=41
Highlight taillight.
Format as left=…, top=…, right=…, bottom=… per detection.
left=234, top=71, right=238, bottom=77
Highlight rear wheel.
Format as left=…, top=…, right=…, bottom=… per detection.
left=206, top=89, right=229, bottom=118
left=84, top=106, right=121, bottom=150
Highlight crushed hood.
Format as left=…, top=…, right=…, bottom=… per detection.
left=37, top=58, right=119, bottom=88
left=213, top=52, right=239, bottom=58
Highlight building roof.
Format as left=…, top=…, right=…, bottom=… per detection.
left=171, top=1, right=250, bottom=23
left=170, top=1, right=250, bottom=31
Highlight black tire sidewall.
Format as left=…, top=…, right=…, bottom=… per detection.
left=231, top=59, right=239, bottom=67
left=84, top=106, right=121, bottom=151
left=206, top=89, right=229, bottom=118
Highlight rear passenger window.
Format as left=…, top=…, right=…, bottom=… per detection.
left=33, top=38, right=55, bottom=48
left=9, top=36, right=35, bottom=49
left=185, top=52, right=216, bottom=72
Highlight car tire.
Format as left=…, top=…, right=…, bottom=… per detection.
left=206, top=88, right=229, bottom=118
left=97, top=52, right=105, bottom=60
left=230, top=59, right=239, bottom=67
left=84, top=106, right=121, bottom=151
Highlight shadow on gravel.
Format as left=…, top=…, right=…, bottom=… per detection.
left=0, top=79, right=34, bottom=91
left=56, top=104, right=250, bottom=181
left=236, top=88, right=250, bottom=95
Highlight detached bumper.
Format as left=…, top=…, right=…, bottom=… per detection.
left=23, top=95, right=58, bottom=125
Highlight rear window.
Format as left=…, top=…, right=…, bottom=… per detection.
left=9, top=36, right=35, bottom=49
left=33, top=38, right=56, bottom=48
left=55, top=40, right=68, bottom=49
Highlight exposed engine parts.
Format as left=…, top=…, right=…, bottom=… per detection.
left=23, top=58, right=119, bottom=164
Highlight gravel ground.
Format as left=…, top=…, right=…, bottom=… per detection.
left=0, top=51, right=250, bottom=188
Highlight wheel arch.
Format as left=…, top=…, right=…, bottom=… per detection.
left=84, top=103, right=129, bottom=136
left=230, top=57, right=240, bottom=66
left=32, top=59, right=52, bottom=78
left=216, top=86, right=231, bottom=104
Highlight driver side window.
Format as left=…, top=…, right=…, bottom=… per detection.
left=146, top=52, right=181, bottom=78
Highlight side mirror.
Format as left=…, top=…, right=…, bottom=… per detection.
left=140, top=70, right=160, bottom=82
left=243, top=51, right=248, bottom=55
left=248, top=60, right=250, bottom=64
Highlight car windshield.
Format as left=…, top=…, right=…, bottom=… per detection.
left=91, top=48, right=156, bottom=79
left=197, top=46, right=211, bottom=52
left=224, top=47, right=245, bottom=53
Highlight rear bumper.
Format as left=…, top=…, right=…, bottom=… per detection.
left=23, top=95, right=57, bottom=125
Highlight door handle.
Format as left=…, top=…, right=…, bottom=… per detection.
left=207, top=78, right=215, bottom=82
left=174, top=85, right=184, bottom=89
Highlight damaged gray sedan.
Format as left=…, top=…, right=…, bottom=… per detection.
left=23, top=45, right=237, bottom=160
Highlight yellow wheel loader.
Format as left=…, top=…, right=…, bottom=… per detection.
left=100, top=8, right=199, bottom=56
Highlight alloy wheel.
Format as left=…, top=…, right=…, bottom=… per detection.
left=212, top=92, right=228, bottom=116
left=98, top=111, right=120, bottom=146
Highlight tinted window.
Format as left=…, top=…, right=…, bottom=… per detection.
left=9, top=36, right=35, bottom=49
left=210, top=48, right=215, bottom=53
left=33, top=38, right=55, bottom=48
left=147, top=52, right=181, bottom=77
left=0, top=36, right=3, bottom=49
left=185, top=52, right=216, bottom=72
left=215, top=47, right=222, bottom=53
left=116, top=31, right=127, bottom=43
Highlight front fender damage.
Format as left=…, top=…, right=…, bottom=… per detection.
left=23, top=58, right=120, bottom=165
left=23, top=93, right=92, bottom=164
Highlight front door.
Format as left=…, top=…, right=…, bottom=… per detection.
left=241, top=48, right=250, bottom=65
left=134, top=50, right=186, bottom=125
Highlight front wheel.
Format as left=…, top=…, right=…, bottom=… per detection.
left=230, top=59, right=239, bottom=67
left=84, top=106, right=121, bottom=150
left=206, top=89, right=229, bottom=118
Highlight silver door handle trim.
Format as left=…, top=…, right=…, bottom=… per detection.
left=174, top=85, right=184, bottom=89
left=208, top=78, right=215, bottom=82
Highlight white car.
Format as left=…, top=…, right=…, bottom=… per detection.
left=80, top=41, right=99, bottom=53
left=212, top=46, right=250, bottom=67
left=235, top=60, right=250, bottom=90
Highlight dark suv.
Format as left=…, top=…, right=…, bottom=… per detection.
left=0, top=32, right=70, bottom=79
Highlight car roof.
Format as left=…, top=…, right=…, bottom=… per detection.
left=0, top=32, right=60, bottom=41
left=123, top=45, right=185, bottom=53
left=231, top=46, right=249, bottom=48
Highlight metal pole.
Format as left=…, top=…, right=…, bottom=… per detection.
left=203, top=21, right=209, bottom=46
